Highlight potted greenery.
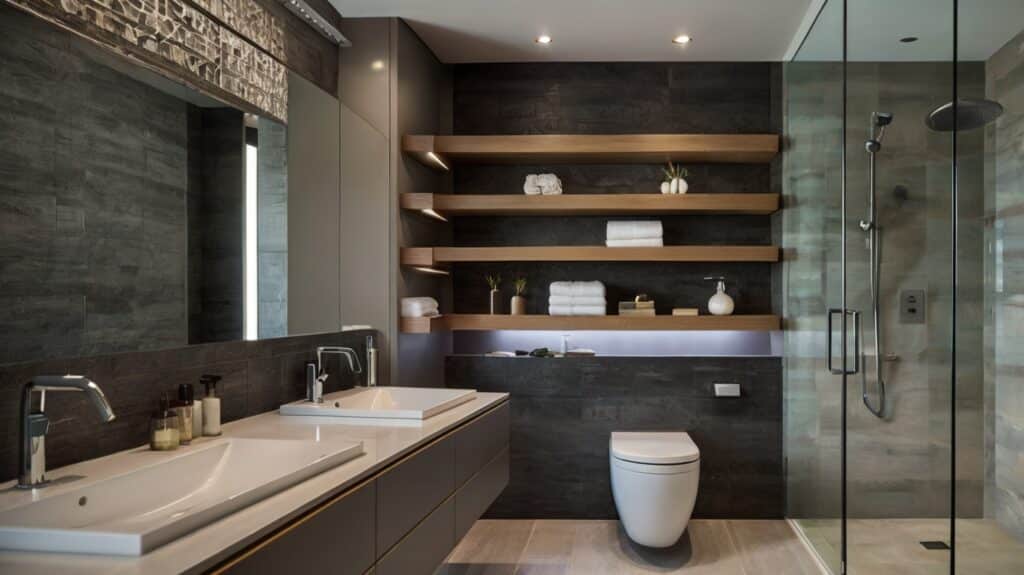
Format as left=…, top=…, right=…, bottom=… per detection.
left=486, top=274, right=502, bottom=314
left=661, top=161, right=689, bottom=194
left=511, top=277, right=527, bottom=315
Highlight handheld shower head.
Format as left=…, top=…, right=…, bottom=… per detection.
left=866, top=112, right=893, bottom=153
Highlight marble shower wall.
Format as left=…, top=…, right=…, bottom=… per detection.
left=783, top=61, right=987, bottom=519
left=984, top=28, right=1024, bottom=540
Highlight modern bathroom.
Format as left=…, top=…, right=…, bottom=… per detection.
left=0, top=0, right=1022, bottom=573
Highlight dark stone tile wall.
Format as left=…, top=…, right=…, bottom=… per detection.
left=446, top=356, right=783, bottom=519
left=0, top=9, right=190, bottom=364
left=448, top=62, right=781, bottom=324
left=0, top=330, right=374, bottom=482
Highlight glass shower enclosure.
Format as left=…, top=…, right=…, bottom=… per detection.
left=782, top=1, right=1024, bottom=573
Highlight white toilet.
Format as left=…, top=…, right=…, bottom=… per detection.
left=609, top=431, right=700, bottom=548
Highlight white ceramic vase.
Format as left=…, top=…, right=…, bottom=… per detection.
left=672, top=177, right=689, bottom=194
left=707, top=279, right=735, bottom=316
left=660, top=181, right=671, bottom=194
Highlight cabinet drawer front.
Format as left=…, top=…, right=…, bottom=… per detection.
left=455, top=401, right=510, bottom=487
left=376, top=436, right=456, bottom=557
left=455, top=447, right=510, bottom=541
left=375, top=497, right=455, bottom=575
left=219, top=480, right=376, bottom=575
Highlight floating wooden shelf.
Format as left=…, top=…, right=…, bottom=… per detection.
left=401, top=193, right=780, bottom=217
left=403, top=134, right=779, bottom=170
left=401, top=246, right=780, bottom=267
left=401, top=314, right=781, bottom=333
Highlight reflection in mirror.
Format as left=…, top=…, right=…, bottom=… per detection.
left=0, top=4, right=287, bottom=365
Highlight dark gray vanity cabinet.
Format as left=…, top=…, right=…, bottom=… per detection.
left=215, top=401, right=509, bottom=575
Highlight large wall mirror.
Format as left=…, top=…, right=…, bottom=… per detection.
left=1, top=4, right=293, bottom=365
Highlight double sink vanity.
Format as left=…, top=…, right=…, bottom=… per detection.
left=0, top=386, right=510, bottom=574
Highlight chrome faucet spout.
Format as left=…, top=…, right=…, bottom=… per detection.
left=18, top=375, right=116, bottom=489
left=307, top=346, right=364, bottom=403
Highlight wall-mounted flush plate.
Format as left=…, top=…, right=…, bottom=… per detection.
left=714, top=382, right=741, bottom=397
left=900, top=289, right=926, bottom=324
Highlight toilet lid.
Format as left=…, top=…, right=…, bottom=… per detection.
left=610, top=431, right=700, bottom=465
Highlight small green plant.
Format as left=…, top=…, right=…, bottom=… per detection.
left=513, top=277, right=527, bottom=296
left=662, top=161, right=689, bottom=182
left=486, top=274, right=502, bottom=290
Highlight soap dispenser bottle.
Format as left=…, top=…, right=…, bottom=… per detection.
left=200, top=374, right=222, bottom=436
left=704, top=276, right=735, bottom=316
left=366, top=335, right=378, bottom=387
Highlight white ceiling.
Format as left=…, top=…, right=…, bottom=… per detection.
left=329, top=0, right=1024, bottom=63
left=795, top=0, right=1024, bottom=62
left=329, top=0, right=813, bottom=63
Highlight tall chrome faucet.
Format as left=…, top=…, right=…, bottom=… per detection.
left=19, top=375, right=116, bottom=489
left=306, top=346, right=362, bottom=403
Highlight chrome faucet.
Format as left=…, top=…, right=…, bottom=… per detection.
left=306, top=346, right=363, bottom=403
left=19, top=375, right=116, bottom=489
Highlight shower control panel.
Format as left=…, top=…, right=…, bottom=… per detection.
left=900, top=289, right=926, bottom=324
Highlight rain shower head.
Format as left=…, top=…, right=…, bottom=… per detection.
left=926, top=98, right=1003, bottom=131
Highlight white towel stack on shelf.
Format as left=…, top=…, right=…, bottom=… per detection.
left=548, top=281, right=607, bottom=316
left=524, top=173, right=563, bottom=195
left=606, top=221, right=663, bottom=247
left=401, top=297, right=440, bottom=318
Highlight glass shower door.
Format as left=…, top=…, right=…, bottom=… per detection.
left=783, top=0, right=846, bottom=572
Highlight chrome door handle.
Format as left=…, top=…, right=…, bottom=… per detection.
left=827, top=308, right=860, bottom=375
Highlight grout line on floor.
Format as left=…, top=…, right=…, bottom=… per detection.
left=511, top=519, right=539, bottom=575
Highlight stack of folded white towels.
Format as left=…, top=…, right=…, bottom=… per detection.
left=524, top=174, right=563, bottom=195
left=401, top=297, right=439, bottom=318
left=605, top=220, right=663, bottom=247
left=548, top=281, right=607, bottom=316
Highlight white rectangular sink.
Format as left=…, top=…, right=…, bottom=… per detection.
left=280, top=386, right=477, bottom=420
left=0, top=438, right=363, bottom=556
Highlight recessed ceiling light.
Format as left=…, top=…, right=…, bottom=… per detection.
left=673, top=35, right=692, bottom=45
left=536, top=35, right=552, bottom=45
left=900, top=36, right=919, bottom=43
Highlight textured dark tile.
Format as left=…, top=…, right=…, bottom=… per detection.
left=447, top=355, right=783, bottom=519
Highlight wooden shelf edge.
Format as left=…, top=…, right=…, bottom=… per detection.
left=399, top=193, right=780, bottom=216
left=400, top=314, right=781, bottom=333
left=402, top=134, right=780, bottom=167
left=400, top=246, right=780, bottom=265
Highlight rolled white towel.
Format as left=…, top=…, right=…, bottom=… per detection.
left=401, top=297, right=439, bottom=318
left=524, top=174, right=542, bottom=195
left=549, top=281, right=606, bottom=298
left=606, top=238, right=664, bottom=247
left=548, top=295, right=607, bottom=307
left=606, top=220, right=663, bottom=241
left=549, top=304, right=607, bottom=316
left=537, top=173, right=562, bottom=195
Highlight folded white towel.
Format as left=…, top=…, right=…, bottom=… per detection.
left=606, top=238, right=664, bottom=247
left=523, top=174, right=542, bottom=195
left=549, top=281, right=606, bottom=298
left=537, top=173, right=562, bottom=195
left=606, top=221, right=663, bottom=241
left=549, top=305, right=607, bottom=316
left=548, top=295, right=607, bottom=307
left=401, top=297, right=439, bottom=318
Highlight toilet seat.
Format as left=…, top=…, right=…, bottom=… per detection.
left=610, top=431, right=700, bottom=465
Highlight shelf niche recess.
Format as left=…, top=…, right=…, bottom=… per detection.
left=401, top=314, right=781, bottom=334
left=402, top=134, right=780, bottom=170
left=401, top=193, right=780, bottom=217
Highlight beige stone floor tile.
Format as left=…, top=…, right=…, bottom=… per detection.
left=726, top=520, right=823, bottom=575
left=512, top=520, right=576, bottom=575
left=441, top=519, right=535, bottom=575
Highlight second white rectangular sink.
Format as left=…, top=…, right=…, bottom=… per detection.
left=280, top=386, right=477, bottom=420
left=0, top=437, right=363, bottom=556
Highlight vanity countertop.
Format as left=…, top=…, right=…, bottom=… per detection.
left=0, top=390, right=509, bottom=574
